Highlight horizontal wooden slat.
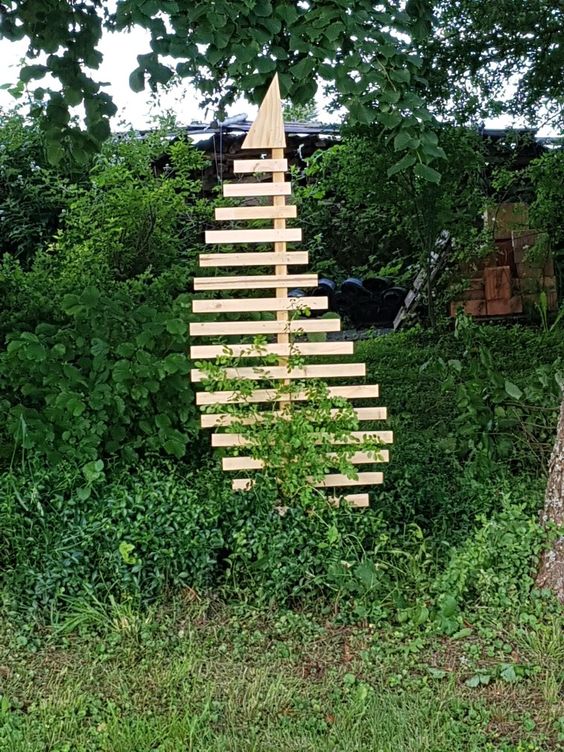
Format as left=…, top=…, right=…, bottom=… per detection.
left=205, top=228, right=302, bottom=245
left=191, top=363, right=366, bottom=383
left=231, top=472, right=383, bottom=491
left=199, top=251, right=308, bottom=267
left=212, top=430, right=393, bottom=447
left=203, top=407, right=386, bottom=428
left=192, top=296, right=328, bottom=314
left=233, top=158, right=288, bottom=173
left=215, top=205, right=297, bottom=221
left=189, top=319, right=341, bottom=337
left=190, top=341, right=353, bottom=359
left=222, top=450, right=389, bottom=470
left=194, top=274, right=317, bottom=292
left=196, top=384, right=379, bottom=405
left=339, top=494, right=369, bottom=508
left=223, top=182, right=292, bottom=197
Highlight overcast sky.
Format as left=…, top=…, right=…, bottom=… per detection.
left=0, top=28, right=548, bottom=134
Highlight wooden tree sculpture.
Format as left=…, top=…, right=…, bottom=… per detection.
left=189, top=75, right=392, bottom=507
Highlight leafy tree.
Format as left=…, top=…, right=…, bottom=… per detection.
left=1, top=1, right=439, bottom=170
left=418, top=0, right=564, bottom=126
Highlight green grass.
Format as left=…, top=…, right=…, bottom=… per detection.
left=1, top=604, right=562, bottom=751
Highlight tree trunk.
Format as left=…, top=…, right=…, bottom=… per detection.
left=536, top=394, right=564, bottom=602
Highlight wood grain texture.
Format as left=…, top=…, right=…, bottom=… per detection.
left=214, top=205, right=297, bottom=221
left=233, top=158, right=288, bottom=173
left=191, top=363, right=366, bottom=383
left=193, top=274, right=317, bottom=292
left=241, top=74, right=286, bottom=149
left=202, top=406, right=386, bottom=427
left=189, top=319, right=341, bottom=337
left=190, top=341, right=353, bottom=359
left=199, top=251, right=308, bottom=267
left=222, top=450, right=390, bottom=470
left=231, top=472, right=383, bottom=491
left=196, top=384, right=380, bottom=405
left=205, top=228, right=302, bottom=244
left=339, top=494, right=369, bottom=507
left=192, top=296, right=328, bottom=314
left=222, top=182, right=291, bottom=197
left=211, top=430, right=393, bottom=447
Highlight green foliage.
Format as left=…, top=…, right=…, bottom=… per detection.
left=294, top=125, right=485, bottom=280
left=0, top=127, right=210, bottom=467
left=0, top=463, right=227, bottom=612
left=2, top=0, right=440, bottom=173
left=0, top=110, right=83, bottom=265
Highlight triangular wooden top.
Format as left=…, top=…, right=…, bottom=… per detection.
left=242, top=74, right=286, bottom=150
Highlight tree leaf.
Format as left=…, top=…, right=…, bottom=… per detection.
left=504, top=380, right=523, bottom=400
left=387, top=153, right=416, bottom=177
left=414, top=163, right=441, bottom=183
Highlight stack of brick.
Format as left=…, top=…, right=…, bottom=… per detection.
left=450, top=203, right=558, bottom=318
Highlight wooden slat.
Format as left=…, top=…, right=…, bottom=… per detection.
left=196, top=384, right=379, bottom=405
left=215, top=205, right=297, bottom=221
left=190, top=341, right=353, bottom=359
left=189, top=319, right=341, bottom=337
left=205, top=228, right=302, bottom=245
left=199, top=251, right=307, bottom=268
left=223, top=182, right=291, bottom=197
left=233, top=158, right=288, bottom=173
left=231, top=472, right=383, bottom=491
left=192, top=296, right=328, bottom=314
left=191, top=363, right=366, bottom=383
left=203, top=407, right=386, bottom=428
left=193, top=274, right=317, bottom=292
left=222, top=450, right=389, bottom=470
left=211, top=431, right=393, bottom=447
left=339, top=494, right=369, bottom=507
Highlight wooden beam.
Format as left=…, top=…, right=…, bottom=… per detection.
left=203, top=407, right=387, bottom=428
left=199, top=251, right=307, bottom=268
left=339, top=494, right=369, bottom=507
left=191, top=363, right=366, bottom=383
left=189, top=319, right=341, bottom=337
left=214, top=205, right=297, bottom=221
left=193, top=274, right=317, bottom=292
left=196, top=384, right=379, bottom=405
left=190, top=341, right=353, bottom=359
left=233, top=158, right=288, bottom=173
left=211, top=430, right=393, bottom=447
left=222, top=450, right=390, bottom=470
left=223, top=182, right=291, bottom=198
left=205, top=228, right=302, bottom=245
left=192, top=296, right=328, bottom=314
left=231, top=472, right=383, bottom=491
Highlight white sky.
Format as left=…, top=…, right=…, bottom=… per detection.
left=0, top=28, right=551, bottom=134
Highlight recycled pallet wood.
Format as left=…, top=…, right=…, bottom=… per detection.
left=190, top=74, right=392, bottom=505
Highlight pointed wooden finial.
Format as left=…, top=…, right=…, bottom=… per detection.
left=242, top=74, right=286, bottom=150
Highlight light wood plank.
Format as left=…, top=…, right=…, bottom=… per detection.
left=242, top=74, right=286, bottom=149
left=222, top=450, right=389, bottom=470
left=215, top=205, right=297, bottom=221
left=223, top=182, right=291, bottom=198
left=194, top=274, right=317, bottom=292
left=190, top=341, right=353, bottom=359
left=211, top=431, right=393, bottom=447
left=231, top=472, right=383, bottom=491
left=191, top=363, right=366, bottom=383
left=233, top=158, right=288, bottom=173
left=203, top=407, right=386, bottom=428
left=196, top=384, right=379, bottom=405
left=199, top=251, right=307, bottom=267
left=192, top=296, right=328, bottom=314
left=189, top=319, right=341, bottom=337
left=205, top=228, right=302, bottom=245
left=339, top=494, right=370, bottom=508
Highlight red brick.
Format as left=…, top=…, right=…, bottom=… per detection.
left=543, top=258, right=555, bottom=277
left=463, top=299, right=487, bottom=317
left=547, top=291, right=558, bottom=311
left=509, top=295, right=523, bottom=314
left=487, top=299, right=512, bottom=316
